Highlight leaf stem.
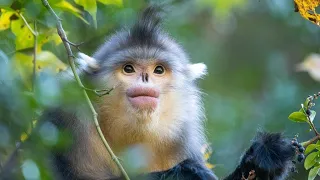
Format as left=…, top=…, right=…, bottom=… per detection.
left=40, top=1, right=130, bottom=179
left=18, top=13, right=37, bottom=36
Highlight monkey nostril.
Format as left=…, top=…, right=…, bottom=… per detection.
left=145, top=73, right=149, bottom=82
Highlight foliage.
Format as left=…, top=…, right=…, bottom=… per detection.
left=288, top=95, right=320, bottom=180
left=0, top=0, right=320, bottom=179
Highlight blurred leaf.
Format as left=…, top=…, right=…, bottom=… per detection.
left=306, top=144, right=320, bottom=155
left=13, top=51, right=67, bottom=89
left=37, top=29, right=62, bottom=49
left=0, top=0, right=14, bottom=8
left=0, top=9, right=16, bottom=30
left=97, top=0, right=122, bottom=6
left=305, top=152, right=318, bottom=170
left=21, top=132, right=29, bottom=142
left=11, top=18, right=34, bottom=50
left=308, top=165, right=320, bottom=180
left=294, top=0, right=320, bottom=26
left=53, top=0, right=89, bottom=24
left=74, top=0, right=97, bottom=28
left=289, top=111, right=308, bottom=123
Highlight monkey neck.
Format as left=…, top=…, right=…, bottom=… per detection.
left=97, top=105, right=188, bottom=172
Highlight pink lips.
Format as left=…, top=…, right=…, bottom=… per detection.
left=126, top=87, right=160, bottom=109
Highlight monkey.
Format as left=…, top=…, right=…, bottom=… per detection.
left=39, top=5, right=299, bottom=180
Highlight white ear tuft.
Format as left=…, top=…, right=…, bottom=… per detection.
left=188, top=63, right=207, bottom=80
left=77, top=52, right=100, bottom=73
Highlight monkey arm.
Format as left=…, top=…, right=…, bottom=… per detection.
left=223, top=132, right=297, bottom=180
left=110, top=159, right=218, bottom=180
left=143, top=159, right=218, bottom=180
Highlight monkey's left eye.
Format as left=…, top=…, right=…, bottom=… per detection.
left=153, top=65, right=165, bottom=75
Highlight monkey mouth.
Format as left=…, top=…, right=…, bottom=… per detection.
left=126, top=87, right=160, bottom=110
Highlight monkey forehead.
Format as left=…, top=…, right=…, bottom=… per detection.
left=93, top=31, right=189, bottom=73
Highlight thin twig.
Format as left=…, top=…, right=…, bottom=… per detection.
left=64, top=38, right=84, bottom=51
left=302, top=135, right=320, bottom=147
left=0, top=142, right=22, bottom=178
left=18, top=13, right=37, bottom=36
left=82, top=85, right=116, bottom=97
left=32, top=21, right=37, bottom=91
left=307, top=116, right=319, bottom=136
left=40, top=1, right=130, bottom=179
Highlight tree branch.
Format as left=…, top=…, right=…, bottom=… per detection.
left=40, top=1, right=130, bottom=179
left=302, top=135, right=320, bottom=147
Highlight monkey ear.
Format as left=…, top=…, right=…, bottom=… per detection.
left=77, top=52, right=100, bottom=73
left=187, top=63, right=207, bottom=80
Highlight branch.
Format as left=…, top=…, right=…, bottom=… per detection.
left=18, top=13, right=37, bottom=36
left=32, top=21, right=37, bottom=91
left=302, top=135, right=320, bottom=147
left=307, top=115, right=319, bottom=136
left=40, top=1, right=130, bottom=179
left=0, top=142, right=22, bottom=178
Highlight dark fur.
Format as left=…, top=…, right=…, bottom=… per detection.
left=224, top=132, right=296, bottom=180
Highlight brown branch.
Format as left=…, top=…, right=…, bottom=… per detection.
left=40, top=1, right=130, bottom=179
left=302, top=135, right=320, bottom=147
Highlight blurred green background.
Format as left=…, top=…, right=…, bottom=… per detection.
left=1, top=0, right=320, bottom=179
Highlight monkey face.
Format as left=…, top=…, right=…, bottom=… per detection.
left=115, top=61, right=172, bottom=112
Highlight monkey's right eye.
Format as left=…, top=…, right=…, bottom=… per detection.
left=123, top=64, right=135, bottom=74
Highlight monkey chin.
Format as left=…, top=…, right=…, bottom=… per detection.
left=126, top=96, right=160, bottom=124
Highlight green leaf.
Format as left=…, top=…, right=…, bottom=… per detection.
left=306, top=144, right=320, bottom=155
left=0, top=0, right=14, bottom=8
left=288, top=111, right=308, bottom=123
left=37, top=29, right=62, bottom=48
left=305, top=152, right=318, bottom=170
left=309, top=165, right=320, bottom=180
left=53, top=0, right=89, bottom=25
left=13, top=51, right=67, bottom=89
left=11, top=18, right=34, bottom=50
left=97, top=0, right=122, bottom=6
left=74, top=0, right=97, bottom=28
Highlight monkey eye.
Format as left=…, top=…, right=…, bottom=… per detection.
left=123, top=64, right=135, bottom=74
left=153, top=65, right=165, bottom=75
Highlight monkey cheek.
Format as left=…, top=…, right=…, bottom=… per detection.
left=128, top=96, right=159, bottom=110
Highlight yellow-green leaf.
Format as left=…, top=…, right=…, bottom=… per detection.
left=54, top=1, right=81, bottom=14
left=306, top=144, right=320, bottom=155
left=0, top=9, right=15, bottom=30
left=74, top=0, right=97, bottom=27
left=309, top=165, right=320, bottom=180
left=97, top=0, right=122, bottom=6
left=288, top=111, right=308, bottom=123
left=37, top=29, right=62, bottom=49
left=11, top=18, right=34, bottom=50
left=305, top=152, right=318, bottom=170
left=13, top=51, right=67, bottom=89
left=53, top=0, right=89, bottom=24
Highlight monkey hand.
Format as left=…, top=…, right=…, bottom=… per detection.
left=224, top=132, right=299, bottom=180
